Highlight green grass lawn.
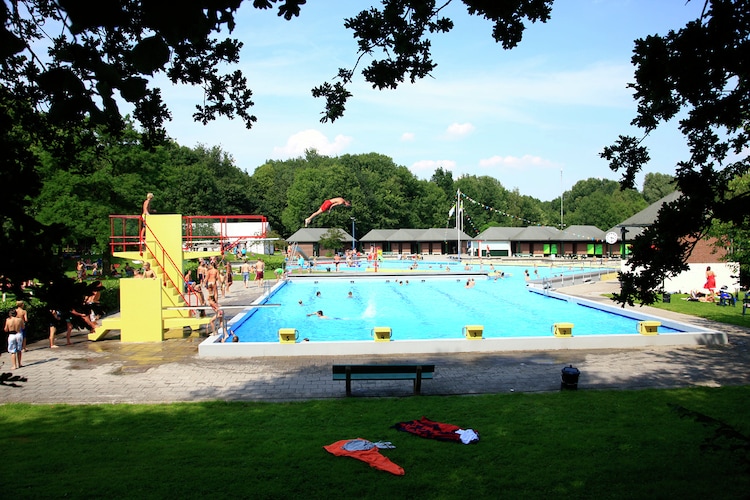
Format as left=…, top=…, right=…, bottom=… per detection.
left=630, top=292, right=750, bottom=328
left=2, top=387, right=749, bottom=499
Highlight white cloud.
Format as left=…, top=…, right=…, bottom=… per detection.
left=271, top=129, right=352, bottom=158
left=409, top=159, right=457, bottom=178
left=400, top=132, right=415, bottom=142
left=478, top=154, right=560, bottom=171
left=357, top=62, right=635, bottom=120
left=444, top=122, right=475, bottom=138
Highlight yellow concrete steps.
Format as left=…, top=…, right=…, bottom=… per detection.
left=88, top=316, right=122, bottom=341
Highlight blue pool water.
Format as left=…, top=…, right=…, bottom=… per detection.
left=230, top=270, right=682, bottom=342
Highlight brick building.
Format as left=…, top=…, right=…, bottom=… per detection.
left=609, top=192, right=738, bottom=293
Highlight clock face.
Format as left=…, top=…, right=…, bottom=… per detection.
left=605, top=232, right=618, bottom=244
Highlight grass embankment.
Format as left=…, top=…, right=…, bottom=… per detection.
left=2, top=387, right=749, bottom=498
left=632, top=292, right=750, bottom=329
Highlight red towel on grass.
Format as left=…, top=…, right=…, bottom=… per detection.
left=393, top=416, right=479, bottom=444
left=324, top=438, right=405, bottom=476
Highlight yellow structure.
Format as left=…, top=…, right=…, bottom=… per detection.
left=553, top=322, right=574, bottom=337
left=279, top=328, right=299, bottom=344
left=463, top=325, right=484, bottom=340
left=373, top=326, right=392, bottom=342
left=637, top=320, right=661, bottom=335
left=90, top=214, right=217, bottom=342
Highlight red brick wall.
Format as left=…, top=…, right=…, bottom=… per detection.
left=684, top=237, right=728, bottom=263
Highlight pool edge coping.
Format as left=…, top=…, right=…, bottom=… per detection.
left=198, top=277, right=726, bottom=358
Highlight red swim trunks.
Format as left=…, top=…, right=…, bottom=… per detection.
left=320, top=199, right=333, bottom=212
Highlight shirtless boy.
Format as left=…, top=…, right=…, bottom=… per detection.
left=142, top=262, right=156, bottom=279
left=240, top=260, right=252, bottom=288
left=304, top=197, right=351, bottom=227
left=140, top=192, right=155, bottom=244
left=205, top=263, right=220, bottom=301
left=255, top=259, right=265, bottom=289
left=5, top=309, right=24, bottom=369
left=15, top=301, right=28, bottom=352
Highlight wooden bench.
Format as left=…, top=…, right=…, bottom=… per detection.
left=332, top=364, right=435, bottom=396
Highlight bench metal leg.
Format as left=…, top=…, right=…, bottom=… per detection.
left=414, top=367, right=423, bottom=395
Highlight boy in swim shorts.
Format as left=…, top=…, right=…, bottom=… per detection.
left=304, top=197, right=350, bottom=227
left=5, top=309, right=24, bottom=369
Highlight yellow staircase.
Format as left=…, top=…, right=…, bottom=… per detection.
left=90, top=214, right=218, bottom=342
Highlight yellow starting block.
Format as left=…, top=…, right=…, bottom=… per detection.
left=637, top=320, right=661, bottom=335
left=553, top=322, right=574, bottom=337
left=278, top=328, right=299, bottom=344
left=463, top=325, right=484, bottom=340
left=372, top=326, right=392, bottom=342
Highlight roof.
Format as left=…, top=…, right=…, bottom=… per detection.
left=386, top=229, right=426, bottom=241
left=607, top=191, right=681, bottom=240
left=287, top=228, right=351, bottom=242
left=560, top=225, right=606, bottom=241
left=417, top=228, right=472, bottom=242
left=360, top=227, right=473, bottom=242
left=511, top=226, right=562, bottom=241
left=475, top=226, right=525, bottom=240
left=359, top=229, right=398, bottom=242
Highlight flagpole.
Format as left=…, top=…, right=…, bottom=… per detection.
left=456, top=188, right=461, bottom=261
left=560, top=168, right=564, bottom=229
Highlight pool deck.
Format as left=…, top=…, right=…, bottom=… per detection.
left=2, top=279, right=748, bottom=404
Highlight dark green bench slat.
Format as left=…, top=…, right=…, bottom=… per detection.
left=332, top=364, right=435, bottom=396
left=333, top=373, right=434, bottom=381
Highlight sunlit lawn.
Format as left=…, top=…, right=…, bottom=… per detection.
left=2, top=387, right=749, bottom=499
left=631, top=292, right=750, bottom=328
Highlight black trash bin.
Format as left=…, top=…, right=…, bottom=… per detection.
left=561, top=365, right=580, bottom=391
left=662, top=293, right=671, bottom=303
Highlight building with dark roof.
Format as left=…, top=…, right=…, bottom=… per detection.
left=286, top=228, right=352, bottom=257
left=605, top=191, right=737, bottom=293
left=359, top=227, right=473, bottom=256
left=474, top=225, right=606, bottom=257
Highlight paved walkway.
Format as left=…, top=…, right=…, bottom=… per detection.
left=1, top=280, right=748, bottom=404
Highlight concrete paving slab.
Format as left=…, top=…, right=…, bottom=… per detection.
left=1, top=278, right=748, bottom=404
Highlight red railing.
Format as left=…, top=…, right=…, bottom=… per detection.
left=109, top=214, right=269, bottom=254
left=183, top=215, right=268, bottom=253
left=109, top=215, right=143, bottom=253
left=109, top=214, right=270, bottom=310
left=144, top=226, right=198, bottom=308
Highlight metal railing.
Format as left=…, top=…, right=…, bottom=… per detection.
left=183, top=215, right=269, bottom=253
left=109, top=214, right=270, bottom=312
left=109, top=214, right=270, bottom=254
left=141, top=221, right=200, bottom=309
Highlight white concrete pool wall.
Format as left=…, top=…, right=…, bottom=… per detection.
left=198, top=275, right=727, bottom=358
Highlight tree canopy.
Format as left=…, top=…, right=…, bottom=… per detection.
left=602, top=0, right=749, bottom=305
left=0, top=0, right=553, bottom=296
left=1, top=0, right=748, bottom=307
left=23, top=122, right=659, bottom=261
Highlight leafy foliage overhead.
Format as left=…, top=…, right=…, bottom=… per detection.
left=313, top=0, right=553, bottom=122
left=2, top=0, right=748, bottom=304
left=0, top=0, right=268, bottom=144
left=602, top=0, right=749, bottom=305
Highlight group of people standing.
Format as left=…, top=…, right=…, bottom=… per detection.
left=3, top=281, right=105, bottom=369
left=191, top=258, right=229, bottom=304
left=47, top=282, right=103, bottom=349
left=240, top=259, right=266, bottom=289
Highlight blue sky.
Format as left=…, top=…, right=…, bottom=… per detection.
left=158, top=0, right=705, bottom=201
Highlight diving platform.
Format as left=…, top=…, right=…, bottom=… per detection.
left=101, top=213, right=268, bottom=342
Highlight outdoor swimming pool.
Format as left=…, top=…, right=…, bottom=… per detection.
left=198, top=261, right=726, bottom=357
left=231, top=276, right=683, bottom=342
